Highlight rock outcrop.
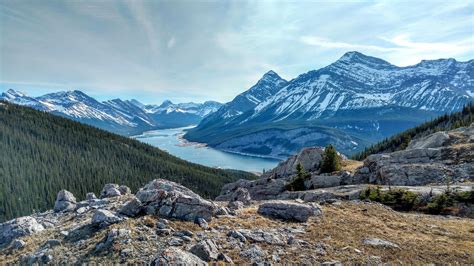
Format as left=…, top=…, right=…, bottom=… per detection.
left=257, top=201, right=321, bottom=222
left=354, top=124, right=474, bottom=186
left=54, top=190, right=76, bottom=212
left=0, top=216, right=45, bottom=246
left=136, top=179, right=217, bottom=221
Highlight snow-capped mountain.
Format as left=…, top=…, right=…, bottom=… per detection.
left=0, top=89, right=222, bottom=135
left=196, top=70, right=287, bottom=130
left=186, top=51, right=473, bottom=158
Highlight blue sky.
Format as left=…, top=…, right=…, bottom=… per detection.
left=0, top=0, right=473, bottom=104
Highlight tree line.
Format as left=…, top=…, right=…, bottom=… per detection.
left=0, top=102, right=255, bottom=222
left=352, top=102, right=474, bottom=160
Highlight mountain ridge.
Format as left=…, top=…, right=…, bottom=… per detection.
left=185, top=51, right=473, bottom=158
left=0, top=89, right=223, bottom=135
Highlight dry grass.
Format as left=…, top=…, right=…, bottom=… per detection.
left=2, top=201, right=473, bottom=264
left=341, top=159, right=363, bottom=173
left=213, top=202, right=474, bottom=264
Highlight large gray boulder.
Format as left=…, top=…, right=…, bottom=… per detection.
left=362, top=237, right=400, bottom=249
left=263, top=147, right=325, bottom=179
left=257, top=201, right=321, bottom=222
left=305, top=174, right=342, bottom=189
left=54, top=190, right=76, bottom=212
left=189, top=239, right=219, bottom=261
left=229, top=187, right=251, bottom=205
left=406, top=131, right=450, bottom=150
left=119, top=196, right=142, bottom=217
left=91, top=209, right=122, bottom=227
left=353, top=125, right=474, bottom=186
left=152, top=247, right=206, bottom=265
left=136, top=179, right=217, bottom=221
left=100, top=184, right=122, bottom=198
left=0, top=216, right=45, bottom=246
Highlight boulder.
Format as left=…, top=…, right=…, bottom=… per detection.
left=100, top=184, right=122, bottom=198
left=118, top=185, right=131, bottom=195
left=263, top=147, right=325, bottom=179
left=227, top=200, right=244, bottom=211
left=86, top=192, right=97, bottom=200
left=11, top=239, right=26, bottom=250
left=54, top=190, right=76, bottom=212
left=406, top=131, right=450, bottom=149
left=136, top=179, right=217, bottom=221
left=240, top=244, right=267, bottom=263
left=91, top=209, right=122, bottom=227
left=152, top=247, right=206, bottom=265
left=305, top=174, right=342, bottom=189
left=229, top=187, right=251, bottom=205
left=257, top=201, right=320, bottom=222
left=0, top=216, right=45, bottom=246
left=189, top=239, right=219, bottom=261
left=195, top=218, right=209, bottom=230
left=119, top=196, right=142, bottom=217
left=238, top=229, right=285, bottom=245
left=362, top=237, right=400, bottom=249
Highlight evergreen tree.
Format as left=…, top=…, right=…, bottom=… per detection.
left=352, top=103, right=473, bottom=160
left=320, top=144, right=341, bottom=173
left=0, top=102, right=255, bottom=222
left=286, top=162, right=310, bottom=191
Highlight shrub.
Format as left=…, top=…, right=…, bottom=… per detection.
left=320, top=144, right=341, bottom=173
left=360, top=187, right=418, bottom=211
left=427, top=193, right=455, bottom=214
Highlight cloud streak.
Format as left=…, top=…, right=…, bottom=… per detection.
left=0, top=0, right=473, bottom=103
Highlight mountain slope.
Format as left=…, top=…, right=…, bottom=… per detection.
left=0, top=102, right=254, bottom=222
left=352, top=102, right=474, bottom=160
left=186, top=52, right=473, bottom=158
left=0, top=90, right=222, bottom=135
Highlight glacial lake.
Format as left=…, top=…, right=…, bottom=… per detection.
left=134, top=127, right=280, bottom=173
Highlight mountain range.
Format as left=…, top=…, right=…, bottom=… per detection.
left=185, top=51, right=473, bottom=158
left=0, top=89, right=222, bottom=135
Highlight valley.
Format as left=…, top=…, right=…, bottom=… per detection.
left=134, top=127, right=279, bottom=172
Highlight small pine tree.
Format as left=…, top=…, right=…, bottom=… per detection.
left=320, top=144, right=341, bottom=173
left=286, top=162, right=310, bottom=191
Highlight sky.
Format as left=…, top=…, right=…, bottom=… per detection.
left=0, top=0, right=473, bottom=104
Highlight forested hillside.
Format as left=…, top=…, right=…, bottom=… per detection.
left=352, top=102, right=474, bottom=160
left=0, top=102, right=254, bottom=222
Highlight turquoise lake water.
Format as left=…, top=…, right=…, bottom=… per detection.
left=134, top=127, right=280, bottom=172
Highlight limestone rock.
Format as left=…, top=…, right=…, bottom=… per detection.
left=136, top=179, right=217, bottom=221
left=54, top=190, right=76, bottom=212
left=240, top=244, right=267, bottom=263
left=189, top=239, right=219, bottom=261
left=11, top=239, right=26, bottom=250
left=91, top=209, right=122, bottom=227
left=86, top=192, right=97, bottom=200
left=229, top=187, right=251, bottom=205
left=407, top=131, right=450, bottom=149
left=305, top=174, right=341, bottom=189
left=0, top=216, right=45, bottom=246
left=152, top=247, right=206, bottom=265
left=119, top=196, right=142, bottom=217
left=257, top=200, right=320, bottom=222
left=227, top=200, right=244, bottom=211
left=118, top=185, right=131, bottom=195
left=362, top=237, right=400, bottom=249
left=263, top=147, right=325, bottom=179
left=100, top=184, right=122, bottom=198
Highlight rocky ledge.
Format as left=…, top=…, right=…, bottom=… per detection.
left=0, top=125, right=473, bottom=264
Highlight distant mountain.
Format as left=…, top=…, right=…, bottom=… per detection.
left=0, top=89, right=222, bottom=135
left=186, top=51, right=473, bottom=158
left=0, top=102, right=253, bottom=222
